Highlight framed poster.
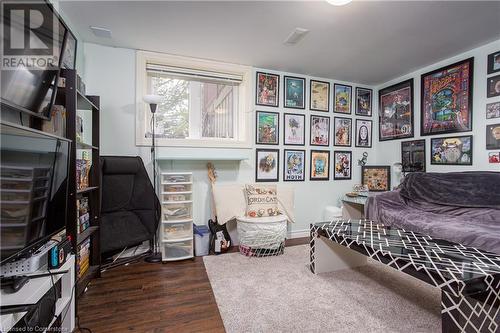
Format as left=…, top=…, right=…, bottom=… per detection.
left=401, top=139, right=426, bottom=173
left=284, top=113, right=305, bottom=146
left=61, top=30, right=77, bottom=69
left=486, top=123, right=500, bottom=150
left=355, top=87, right=372, bottom=117
left=256, top=111, right=279, bottom=145
left=421, top=58, right=473, bottom=135
left=487, top=50, right=500, bottom=75
left=361, top=166, right=391, bottom=192
left=284, top=149, right=305, bottom=181
left=334, top=151, right=352, bottom=180
left=310, top=115, right=330, bottom=146
left=334, top=84, right=352, bottom=114
left=256, top=149, right=279, bottom=182
left=489, top=152, right=500, bottom=164
left=310, top=150, right=330, bottom=181
left=430, top=135, right=472, bottom=165
left=310, top=80, right=330, bottom=112
left=487, top=74, right=500, bottom=98
left=334, top=117, right=352, bottom=147
left=379, top=79, right=414, bottom=141
left=256, top=72, right=279, bottom=107
left=487, top=102, right=500, bottom=119
left=355, top=119, right=372, bottom=148
left=284, top=76, right=305, bottom=109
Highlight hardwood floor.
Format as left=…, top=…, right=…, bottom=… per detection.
left=77, top=237, right=309, bottom=333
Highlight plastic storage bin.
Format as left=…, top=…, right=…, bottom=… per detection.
left=162, top=222, right=192, bottom=240
left=163, top=240, right=193, bottom=261
left=193, top=225, right=210, bottom=256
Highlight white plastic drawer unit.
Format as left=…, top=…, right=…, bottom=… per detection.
left=162, top=239, right=193, bottom=261
left=162, top=222, right=193, bottom=241
left=161, top=192, right=192, bottom=203
left=162, top=202, right=192, bottom=221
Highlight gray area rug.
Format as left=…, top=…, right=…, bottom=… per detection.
left=203, top=245, right=441, bottom=333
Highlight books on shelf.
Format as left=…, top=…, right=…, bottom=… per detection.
left=77, top=197, right=90, bottom=233
left=77, top=238, right=91, bottom=279
left=76, top=150, right=92, bottom=190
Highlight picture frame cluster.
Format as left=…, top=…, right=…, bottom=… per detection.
left=255, top=71, right=372, bottom=182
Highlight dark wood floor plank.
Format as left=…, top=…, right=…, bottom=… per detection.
left=78, top=237, right=309, bottom=332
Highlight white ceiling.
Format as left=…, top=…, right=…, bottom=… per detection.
left=60, top=1, right=500, bottom=85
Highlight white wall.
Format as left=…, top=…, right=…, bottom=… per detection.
left=375, top=39, right=500, bottom=188
left=83, top=42, right=377, bottom=237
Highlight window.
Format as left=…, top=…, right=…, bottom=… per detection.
left=136, top=51, right=252, bottom=148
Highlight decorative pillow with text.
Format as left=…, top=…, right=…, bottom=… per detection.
left=244, top=184, right=281, bottom=218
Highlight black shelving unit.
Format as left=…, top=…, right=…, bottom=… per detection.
left=56, top=68, right=101, bottom=298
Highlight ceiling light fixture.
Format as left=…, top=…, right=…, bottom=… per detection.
left=90, top=26, right=112, bottom=38
left=326, top=0, right=352, bottom=6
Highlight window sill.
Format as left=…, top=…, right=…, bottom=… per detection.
left=152, top=147, right=251, bottom=161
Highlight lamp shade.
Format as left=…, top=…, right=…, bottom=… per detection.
left=143, top=94, right=162, bottom=105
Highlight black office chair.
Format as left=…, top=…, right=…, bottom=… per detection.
left=99, top=156, right=160, bottom=266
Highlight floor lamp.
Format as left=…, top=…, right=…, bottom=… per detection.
left=143, top=94, right=162, bottom=263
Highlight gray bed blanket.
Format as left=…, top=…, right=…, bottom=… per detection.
left=366, top=172, right=500, bottom=255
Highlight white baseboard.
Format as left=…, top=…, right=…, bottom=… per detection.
left=287, top=228, right=310, bottom=239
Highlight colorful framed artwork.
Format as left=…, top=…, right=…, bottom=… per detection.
left=310, top=150, right=330, bottom=181
left=355, top=119, right=372, bottom=148
left=284, top=149, right=305, bottom=181
left=487, top=74, right=500, bottom=98
left=256, top=72, right=279, bottom=107
left=430, top=135, right=473, bottom=165
left=283, top=113, right=305, bottom=146
left=334, top=151, right=352, bottom=180
left=401, top=139, right=426, bottom=173
left=487, top=50, right=500, bottom=75
left=487, top=102, right=500, bottom=119
left=361, top=166, right=391, bottom=192
left=310, top=115, right=330, bottom=146
left=379, top=79, right=414, bottom=141
left=333, top=84, right=352, bottom=114
left=310, top=80, right=330, bottom=112
left=256, top=149, right=279, bottom=182
left=334, top=117, right=352, bottom=147
left=284, top=76, right=305, bottom=109
left=256, top=111, right=279, bottom=145
left=486, top=123, right=500, bottom=150
left=355, top=87, right=372, bottom=117
left=421, top=58, right=473, bottom=135
left=489, top=152, right=500, bottom=164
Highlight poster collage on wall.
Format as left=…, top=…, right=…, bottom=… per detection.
left=255, top=71, right=373, bottom=182
left=378, top=51, right=500, bottom=171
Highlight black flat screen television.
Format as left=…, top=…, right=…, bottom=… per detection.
left=0, top=122, right=70, bottom=263
left=0, top=1, right=68, bottom=120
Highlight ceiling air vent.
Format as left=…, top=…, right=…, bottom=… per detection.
left=283, top=28, right=309, bottom=45
left=90, top=26, right=112, bottom=38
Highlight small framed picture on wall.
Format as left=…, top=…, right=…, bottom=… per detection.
left=430, top=135, right=473, bottom=165
left=256, top=149, right=279, bottom=182
left=355, top=87, right=372, bottom=117
left=284, top=76, right=305, bottom=109
left=355, top=119, right=372, bottom=148
left=334, top=151, right=352, bottom=180
left=256, top=72, right=279, bottom=107
left=487, top=102, right=500, bottom=119
left=486, top=123, right=500, bottom=150
left=334, top=117, right=352, bottom=147
left=284, top=149, right=305, bottom=181
left=401, top=139, right=426, bottom=173
left=361, top=166, right=391, bottom=192
left=487, top=50, right=500, bottom=75
left=256, top=111, right=279, bottom=145
left=283, top=113, right=305, bottom=146
left=310, top=80, right=330, bottom=112
left=334, top=84, right=352, bottom=114
left=310, top=150, right=330, bottom=181
left=310, top=115, right=330, bottom=146
left=487, top=74, right=500, bottom=98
